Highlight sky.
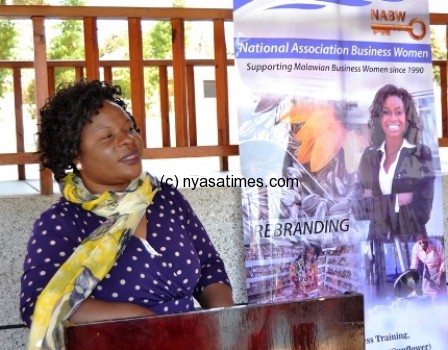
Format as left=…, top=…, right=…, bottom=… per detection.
left=429, top=0, right=448, bottom=13
left=78, top=0, right=446, bottom=13
left=47, top=0, right=233, bottom=7
left=44, top=0, right=447, bottom=13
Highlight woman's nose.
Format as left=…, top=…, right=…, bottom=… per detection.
left=386, top=112, right=399, bottom=122
left=117, top=130, right=136, bottom=146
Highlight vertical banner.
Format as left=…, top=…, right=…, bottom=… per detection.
left=234, top=0, right=448, bottom=348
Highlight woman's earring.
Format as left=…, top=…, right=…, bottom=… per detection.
left=76, top=163, right=83, bottom=171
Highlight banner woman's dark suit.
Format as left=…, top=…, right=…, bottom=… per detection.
left=354, top=144, right=434, bottom=241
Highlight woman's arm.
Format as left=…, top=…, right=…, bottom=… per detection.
left=69, top=298, right=155, bottom=324
left=198, top=283, right=234, bottom=309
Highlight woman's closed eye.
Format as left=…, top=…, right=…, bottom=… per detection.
left=101, top=133, right=113, bottom=140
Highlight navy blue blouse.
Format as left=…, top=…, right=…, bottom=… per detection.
left=20, top=186, right=231, bottom=327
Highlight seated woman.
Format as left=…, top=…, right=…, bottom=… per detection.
left=20, top=79, right=234, bottom=350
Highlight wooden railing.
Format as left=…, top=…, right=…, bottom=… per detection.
left=0, top=6, right=447, bottom=194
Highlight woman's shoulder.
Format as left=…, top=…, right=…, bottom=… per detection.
left=417, top=143, right=432, bottom=156
left=34, top=197, right=96, bottom=229
left=153, top=183, right=189, bottom=205
left=37, top=197, right=75, bottom=218
left=405, top=143, right=433, bottom=160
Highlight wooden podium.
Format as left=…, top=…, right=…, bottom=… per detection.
left=64, top=293, right=364, bottom=350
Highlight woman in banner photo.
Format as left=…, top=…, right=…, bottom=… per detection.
left=20, top=79, right=234, bottom=350
left=354, top=83, right=435, bottom=298
left=289, top=244, right=320, bottom=298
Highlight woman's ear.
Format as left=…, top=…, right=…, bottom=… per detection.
left=73, top=156, right=83, bottom=171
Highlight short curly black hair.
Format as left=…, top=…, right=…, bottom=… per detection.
left=37, top=79, right=138, bottom=182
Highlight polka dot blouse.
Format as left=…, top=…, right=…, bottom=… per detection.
left=20, top=186, right=231, bottom=327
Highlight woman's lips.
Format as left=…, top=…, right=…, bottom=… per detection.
left=120, top=150, right=140, bottom=163
left=386, top=124, right=400, bottom=131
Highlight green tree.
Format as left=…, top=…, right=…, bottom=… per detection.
left=430, top=27, right=446, bottom=85
left=143, top=0, right=186, bottom=115
left=47, top=0, right=85, bottom=85
left=0, top=19, right=18, bottom=98
left=23, top=0, right=84, bottom=116
left=0, top=0, right=24, bottom=99
left=100, top=33, right=131, bottom=100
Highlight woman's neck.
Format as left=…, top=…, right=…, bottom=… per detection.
left=385, top=138, right=403, bottom=156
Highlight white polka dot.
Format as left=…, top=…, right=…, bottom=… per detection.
left=120, top=279, right=126, bottom=285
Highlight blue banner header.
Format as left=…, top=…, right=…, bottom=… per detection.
left=234, top=37, right=432, bottom=63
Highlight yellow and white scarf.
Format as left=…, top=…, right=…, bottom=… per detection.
left=28, top=172, right=159, bottom=350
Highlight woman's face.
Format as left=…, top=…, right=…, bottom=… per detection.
left=75, top=100, right=144, bottom=194
left=305, top=248, right=315, bottom=261
left=380, top=95, right=407, bottom=140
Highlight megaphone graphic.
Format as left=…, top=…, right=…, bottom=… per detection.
left=393, top=269, right=423, bottom=298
